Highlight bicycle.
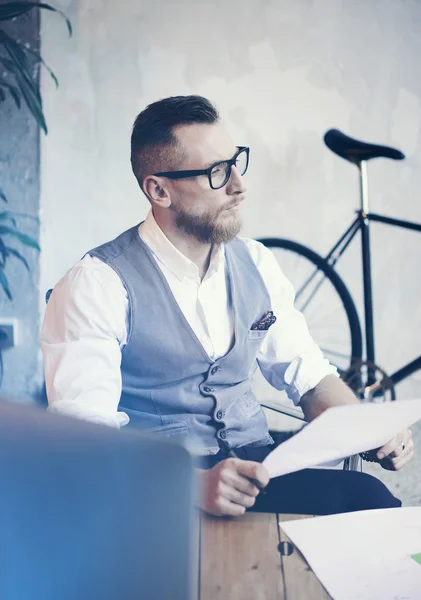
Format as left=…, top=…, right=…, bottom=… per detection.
left=258, top=129, right=421, bottom=403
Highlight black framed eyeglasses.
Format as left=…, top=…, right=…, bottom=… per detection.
left=153, top=146, right=250, bottom=190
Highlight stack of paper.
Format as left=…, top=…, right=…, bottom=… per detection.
left=280, top=507, right=421, bottom=600
left=263, top=398, right=421, bottom=478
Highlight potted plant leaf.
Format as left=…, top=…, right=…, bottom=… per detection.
left=0, top=1, right=71, bottom=299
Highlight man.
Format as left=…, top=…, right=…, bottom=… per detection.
left=40, top=95, right=414, bottom=517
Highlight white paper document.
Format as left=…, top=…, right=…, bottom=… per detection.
left=280, top=507, right=421, bottom=600
left=263, top=398, right=421, bottom=478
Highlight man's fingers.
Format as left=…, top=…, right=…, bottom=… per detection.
left=379, top=433, right=414, bottom=471
left=393, top=447, right=415, bottom=470
left=221, top=469, right=260, bottom=497
left=377, top=429, right=412, bottom=460
left=381, top=446, right=415, bottom=471
left=200, top=466, right=251, bottom=517
left=200, top=458, right=271, bottom=517
left=377, top=437, right=400, bottom=459
left=230, top=458, right=270, bottom=488
left=220, top=481, right=257, bottom=508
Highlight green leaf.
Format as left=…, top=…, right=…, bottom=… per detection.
left=0, top=2, right=33, bottom=21
left=0, top=187, right=7, bottom=203
left=0, top=238, right=31, bottom=271
left=1, top=45, right=47, bottom=133
left=0, top=57, right=29, bottom=109
left=0, top=79, right=21, bottom=107
left=0, top=30, right=32, bottom=80
left=12, top=68, right=47, bottom=133
left=25, top=47, right=58, bottom=88
left=0, top=49, right=48, bottom=133
left=9, top=83, right=20, bottom=107
left=5, top=246, right=30, bottom=271
left=0, top=226, right=40, bottom=250
left=0, top=212, right=17, bottom=228
left=0, top=30, right=43, bottom=102
left=0, top=3, right=72, bottom=37
left=0, top=239, right=7, bottom=265
left=0, top=269, right=12, bottom=301
left=0, top=57, right=16, bottom=71
left=0, top=210, right=38, bottom=222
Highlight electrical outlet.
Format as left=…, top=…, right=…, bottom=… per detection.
left=0, top=320, right=17, bottom=350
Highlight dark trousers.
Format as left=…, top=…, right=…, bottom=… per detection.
left=196, top=444, right=401, bottom=515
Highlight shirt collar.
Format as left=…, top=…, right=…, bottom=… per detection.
left=138, top=210, right=225, bottom=282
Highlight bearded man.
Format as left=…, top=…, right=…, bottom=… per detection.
left=41, top=95, right=413, bottom=517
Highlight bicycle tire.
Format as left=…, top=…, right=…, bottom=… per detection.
left=257, top=237, right=363, bottom=379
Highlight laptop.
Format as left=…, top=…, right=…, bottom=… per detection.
left=0, top=400, right=196, bottom=600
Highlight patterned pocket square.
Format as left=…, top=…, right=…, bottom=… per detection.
left=250, top=310, right=277, bottom=331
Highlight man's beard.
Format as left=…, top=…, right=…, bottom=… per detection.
left=173, top=203, right=242, bottom=244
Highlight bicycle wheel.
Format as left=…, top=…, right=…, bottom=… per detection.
left=258, top=238, right=363, bottom=378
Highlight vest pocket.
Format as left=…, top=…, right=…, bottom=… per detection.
left=236, top=392, right=261, bottom=419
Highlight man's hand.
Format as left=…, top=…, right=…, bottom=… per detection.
left=376, top=428, right=414, bottom=471
left=198, top=458, right=270, bottom=517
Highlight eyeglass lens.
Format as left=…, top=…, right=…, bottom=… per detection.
left=210, top=148, right=248, bottom=189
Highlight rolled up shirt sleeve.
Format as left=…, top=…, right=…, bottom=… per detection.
left=243, top=239, right=338, bottom=405
left=39, top=256, right=130, bottom=428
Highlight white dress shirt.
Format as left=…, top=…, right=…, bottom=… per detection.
left=40, top=210, right=336, bottom=428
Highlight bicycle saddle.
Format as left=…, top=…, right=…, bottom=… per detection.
left=324, top=129, right=405, bottom=164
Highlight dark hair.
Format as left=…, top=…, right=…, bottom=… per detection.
left=130, top=95, right=219, bottom=187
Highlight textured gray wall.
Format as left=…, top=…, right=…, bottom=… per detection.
left=39, top=0, right=421, bottom=503
left=0, top=1, right=41, bottom=399
left=40, top=0, right=421, bottom=396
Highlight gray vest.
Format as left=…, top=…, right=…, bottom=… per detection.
left=89, top=225, right=273, bottom=453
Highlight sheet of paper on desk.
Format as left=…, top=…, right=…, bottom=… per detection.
left=262, top=398, right=421, bottom=478
left=280, top=507, right=421, bottom=600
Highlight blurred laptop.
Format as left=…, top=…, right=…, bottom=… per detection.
left=0, top=400, right=196, bottom=600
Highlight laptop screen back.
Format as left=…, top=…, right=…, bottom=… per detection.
left=0, top=401, right=196, bottom=600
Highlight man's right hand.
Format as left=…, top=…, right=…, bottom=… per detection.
left=198, top=458, right=270, bottom=517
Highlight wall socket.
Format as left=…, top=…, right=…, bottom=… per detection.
left=0, top=319, right=18, bottom=350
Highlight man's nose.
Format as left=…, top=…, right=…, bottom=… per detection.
left=226, top=165, right=246, bottom=195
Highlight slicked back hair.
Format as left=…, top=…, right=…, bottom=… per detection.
left=130, top=95, right=219, bottom=192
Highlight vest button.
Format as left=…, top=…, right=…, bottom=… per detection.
left=220, top=430, right=227, bottom=440
left=216, top=410, right=224, bottom=420
left=203, top=386, right=214, bottom=393
left=211, top=366, right=219, bottom=375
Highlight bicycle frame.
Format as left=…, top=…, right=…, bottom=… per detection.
left=321, top=160, right=421, bottom=386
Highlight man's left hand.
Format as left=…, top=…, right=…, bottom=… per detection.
left=376, top=428, right=414, bottom=471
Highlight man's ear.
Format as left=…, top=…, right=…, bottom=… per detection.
left=142, top=176, right=171, bottom=208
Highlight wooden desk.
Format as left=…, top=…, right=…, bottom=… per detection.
left=198, top=512, right=331, bottom=600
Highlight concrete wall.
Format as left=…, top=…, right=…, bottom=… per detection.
left=38, top=0, right=421, bottom=505
left=40, top=0, right=421, bottom=404
left=38, top=0, right=421, bottom=504
left=0, top=2, right=41, bottom=399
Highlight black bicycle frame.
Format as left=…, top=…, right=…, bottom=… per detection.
left=322, top=210, right=421, bottom=386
